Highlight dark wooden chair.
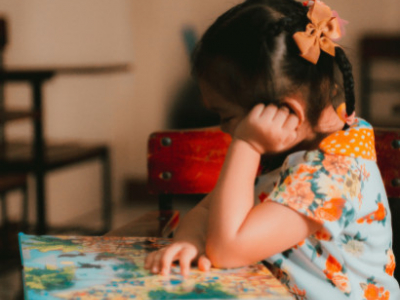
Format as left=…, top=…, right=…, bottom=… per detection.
left=0, top=17, right=113, bottom=235
left=0, top=18, right=30, bottom=250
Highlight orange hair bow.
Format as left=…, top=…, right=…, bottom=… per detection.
left=293, top=1, right=341, bottom=64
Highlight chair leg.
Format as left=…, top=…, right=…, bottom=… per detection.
left=0, top=192, right=9, bottom=254
left=101, top=150, right=112, bottom=233
left=0, top=192, right=6, bottom=224
left=159, top=194, right=173, bottom=211
left=35, top=171, right=46, bottom=234
left=21, top=183, right=29, bottom=232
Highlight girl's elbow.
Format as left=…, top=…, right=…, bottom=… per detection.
left=205, top=240, right=242, bottom=269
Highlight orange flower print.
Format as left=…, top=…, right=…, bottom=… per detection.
left=330, top=273, right=351, bottom=294
left=293, top=239, right=306, bottom=249
left=314, top=227, right=332, bottom=241
left=360, top=163, right=371, bottom=181
left=314, top=198, right=346, bottom=222
left=362, top=283, right=390, bottom=300
left=290, top=284, right=307, bottom=299
left=324, top=255, right=351, bottom=294
left=358, top=192, right=363, bottom=209
left=357, top=202, right=387, bottom=224
left=322, top=155, right=351, bottom=176
left=293, top=164, right=317, bottom=181
left=374, top=203, right=387, bottom=220
left=326, top=255, right=342, bottom=273
left=282, top=181, right=315, bottom=211
left=283, top=175, right=293, bottom=186
left=385, top=248, right=396, bottom=276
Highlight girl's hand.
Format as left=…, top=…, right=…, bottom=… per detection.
left=144, top=241, right=211, bottom=277
left=234, top=103, right=300, bottom=154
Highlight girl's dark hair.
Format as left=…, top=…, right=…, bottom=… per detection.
left=192, top=0, right=355, bottom=127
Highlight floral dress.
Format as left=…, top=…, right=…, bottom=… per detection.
left=255, top=119, right=400, bottom=300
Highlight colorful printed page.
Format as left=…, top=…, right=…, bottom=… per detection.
left=19, top=234, right=294, bottom=300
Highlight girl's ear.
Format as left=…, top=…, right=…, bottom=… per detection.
left=281, top=97, right=306, bottom=128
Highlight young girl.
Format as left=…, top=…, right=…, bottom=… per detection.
left=145, top=0, right=400, bottom=298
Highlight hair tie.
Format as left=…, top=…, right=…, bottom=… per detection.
left=336, top=102, right=355, bottom=126
left=293, top=1, right=342, bottom=64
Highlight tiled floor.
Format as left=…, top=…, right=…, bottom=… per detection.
left=0, top=196, right=199, bottom=300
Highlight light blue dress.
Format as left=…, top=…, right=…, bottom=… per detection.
left=255, top=119, right=400, bottom=299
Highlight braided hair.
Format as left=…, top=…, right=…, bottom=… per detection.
left=192, top=0, right=355, bottom=127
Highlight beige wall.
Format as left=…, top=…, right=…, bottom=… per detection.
left=1, top=0, right=399, bottom=227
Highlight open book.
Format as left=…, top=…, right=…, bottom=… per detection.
left=19, top=233, right=293, bottom=300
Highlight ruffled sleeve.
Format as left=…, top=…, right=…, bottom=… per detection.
left=264, top=150, right=357, bottom=238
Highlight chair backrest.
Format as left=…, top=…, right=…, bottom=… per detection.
left=147, top=127, right=231, bottom=196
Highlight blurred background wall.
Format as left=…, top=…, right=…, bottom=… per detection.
left=0, top=0, right=399, bottom=228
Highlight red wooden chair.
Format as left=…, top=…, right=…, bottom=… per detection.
left=147, top=127, right=231, bottom=209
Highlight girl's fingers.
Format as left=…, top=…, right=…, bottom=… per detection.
left=198, top=255, right=212, bottom=272
left=250, top=103, right=267, bottom=118
left=259, top=104, right=278, bottom=120
left=283, top=113, right=300, bottom=130
left=178, top=247, right=197, bottom=278
left=160, top=245, right=181, bottom=276
left=271, top=106, right=290, bottom=125
left=149, top=250, right=164, bottom=274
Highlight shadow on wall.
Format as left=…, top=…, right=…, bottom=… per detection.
left=166, top=26, right=220, bottom=130
left=167, top=78, right=220, bottom=129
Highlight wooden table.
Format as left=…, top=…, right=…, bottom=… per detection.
left=19, top=233, right=294, bottom=299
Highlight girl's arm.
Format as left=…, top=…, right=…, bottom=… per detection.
left=206, top=104, right=322, bottom=268
left=145, top=194, right=212, bottom=276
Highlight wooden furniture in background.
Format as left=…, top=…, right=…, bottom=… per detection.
left=0, top=17, right=30, bottom=247
left=0, top=18, right=129, bottom=234
left=360, top=35, right=400, bottom=127
left=0, top=66, right=129, bottom=235
left=0, top=174, right=28, bottom=256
